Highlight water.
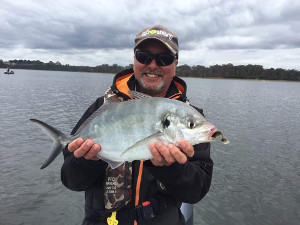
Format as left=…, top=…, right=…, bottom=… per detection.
left=0, top=69, right=299, bottom=225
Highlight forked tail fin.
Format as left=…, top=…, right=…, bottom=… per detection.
left=29, top=119, right=69, bottom=169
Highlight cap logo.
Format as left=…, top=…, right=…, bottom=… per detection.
left=141, top=29, right=174, bottom=40
left=149, top=30, right=157, bottom=34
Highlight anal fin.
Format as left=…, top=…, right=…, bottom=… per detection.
left=102, top=158, right=124, bottom=169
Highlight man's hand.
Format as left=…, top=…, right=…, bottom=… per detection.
left=149, top=140, right=194, bottom=166
left=68, top=138, right=101, bottom=161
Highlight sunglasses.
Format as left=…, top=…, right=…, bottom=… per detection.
left=135, top=51, right=177, bottom=67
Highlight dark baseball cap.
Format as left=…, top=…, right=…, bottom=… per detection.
left=134, top=25, right=179, bottom=56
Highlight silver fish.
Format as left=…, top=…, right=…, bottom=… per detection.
left=30, top=91, right=229, bottom=169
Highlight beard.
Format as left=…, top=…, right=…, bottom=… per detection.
left=139, top=74, right=166, bottom=95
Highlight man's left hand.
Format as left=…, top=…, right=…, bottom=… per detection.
left=149, top=140, right=194, bottom=166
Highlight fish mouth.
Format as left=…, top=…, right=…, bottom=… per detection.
left=210, top=130, right=230, bottom=144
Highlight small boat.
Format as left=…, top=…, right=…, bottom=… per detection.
left=4, top=68, right=14, bottom=74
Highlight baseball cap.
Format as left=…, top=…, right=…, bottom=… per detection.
left=134, top=25, right=179, bottom=56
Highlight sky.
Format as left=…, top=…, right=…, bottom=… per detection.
left=1, top=0, right=300, bottom=70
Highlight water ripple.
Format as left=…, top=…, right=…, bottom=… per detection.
left=1, top=71, right=299, bottom=224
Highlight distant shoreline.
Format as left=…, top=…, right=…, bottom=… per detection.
left=3, top=68, right=299, bottom=82
left=1, top=60, right=299, bottom=81
left=183, top=75, right=300, bottom=82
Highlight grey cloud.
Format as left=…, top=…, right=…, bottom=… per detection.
left=1, top=0, right=299, bottom=70
left=1, top=0, right=139, bottom=50
left=2, top=0, right=300, bottom=52
left=176, top=1, right=300, bottom=50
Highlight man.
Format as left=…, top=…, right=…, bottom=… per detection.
left=61, top=25, right=213, bottom=225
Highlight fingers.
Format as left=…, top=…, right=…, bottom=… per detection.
left=149, top=143, right=164, bottom=165
left=149, top=142, right=175, bottom=166
left=177, top=140, right=194, bottom=158
left=167, top=143, right=188, bottom=164
left=68, top=138, right=101, bottom=161
left=84, top=142, right=101, bottom=160
left=149, top=140, right=194, bottom=166
left=68, top=138, right=84, bottom=152
left=157, top=142, right=176, bottom=165
left=72, top=139, right=94, bottom=158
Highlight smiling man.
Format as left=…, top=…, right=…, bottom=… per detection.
left=61, top=25, right=213, bottom=225
left=133, top=27, right=178, bottom=97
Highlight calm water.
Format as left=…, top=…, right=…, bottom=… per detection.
left=0, top=69, right=299, bottom=225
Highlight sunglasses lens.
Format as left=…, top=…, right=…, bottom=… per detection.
left=135, top=51, right=152, bottom=64
left=135, top=51, right=175, bottom=66
left=157, top=54, right=175, bottom=66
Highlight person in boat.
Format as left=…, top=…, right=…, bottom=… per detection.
left=61, top=25, right=213, bottom=225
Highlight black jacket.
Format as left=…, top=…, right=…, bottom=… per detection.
left=61, top=69, right=213, bottom=225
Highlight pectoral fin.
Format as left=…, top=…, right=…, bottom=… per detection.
left=121, top=132, right=162, bottom=156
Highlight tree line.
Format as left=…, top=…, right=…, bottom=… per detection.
left=1, top=59, right=299, bottom=81
left=0, top=59, right=129, bottom=74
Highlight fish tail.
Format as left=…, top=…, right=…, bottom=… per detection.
left=29, top=118, right=69, bottom=169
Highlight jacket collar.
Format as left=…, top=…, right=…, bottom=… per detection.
left=111, top=68, right=187, bottom=101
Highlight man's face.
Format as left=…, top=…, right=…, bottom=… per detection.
left=133, top=40, right=178, bottom=97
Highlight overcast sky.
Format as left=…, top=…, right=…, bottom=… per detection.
left=1, top=0, right=299, bottom=70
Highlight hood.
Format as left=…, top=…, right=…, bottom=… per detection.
left=111, top=68, right=188, bottom=101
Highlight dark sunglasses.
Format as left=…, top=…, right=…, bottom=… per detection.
left=135, top=51, right=177, bottom=67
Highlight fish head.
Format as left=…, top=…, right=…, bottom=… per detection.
left=161, top=107, right=228, bottom=145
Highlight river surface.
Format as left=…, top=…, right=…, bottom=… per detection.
left=0, top=69, right=299, bottom=225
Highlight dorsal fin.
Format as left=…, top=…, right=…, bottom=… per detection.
left=128, top=91, right=152, bottom=99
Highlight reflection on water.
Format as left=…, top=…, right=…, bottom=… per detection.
left=0, top=69, right=299, bottom=225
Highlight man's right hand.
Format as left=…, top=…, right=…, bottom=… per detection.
left=68, top=138, right=101, bottom=161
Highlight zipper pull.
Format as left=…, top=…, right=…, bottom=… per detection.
left=107, top=211, right=118, bottom=225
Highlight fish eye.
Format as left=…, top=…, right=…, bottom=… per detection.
left=188, top=121, right=195, bottom=129
left=162, top=114, right=171, bottom=128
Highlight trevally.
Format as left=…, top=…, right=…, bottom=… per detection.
left=30, top=91, right=229, bottom=169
